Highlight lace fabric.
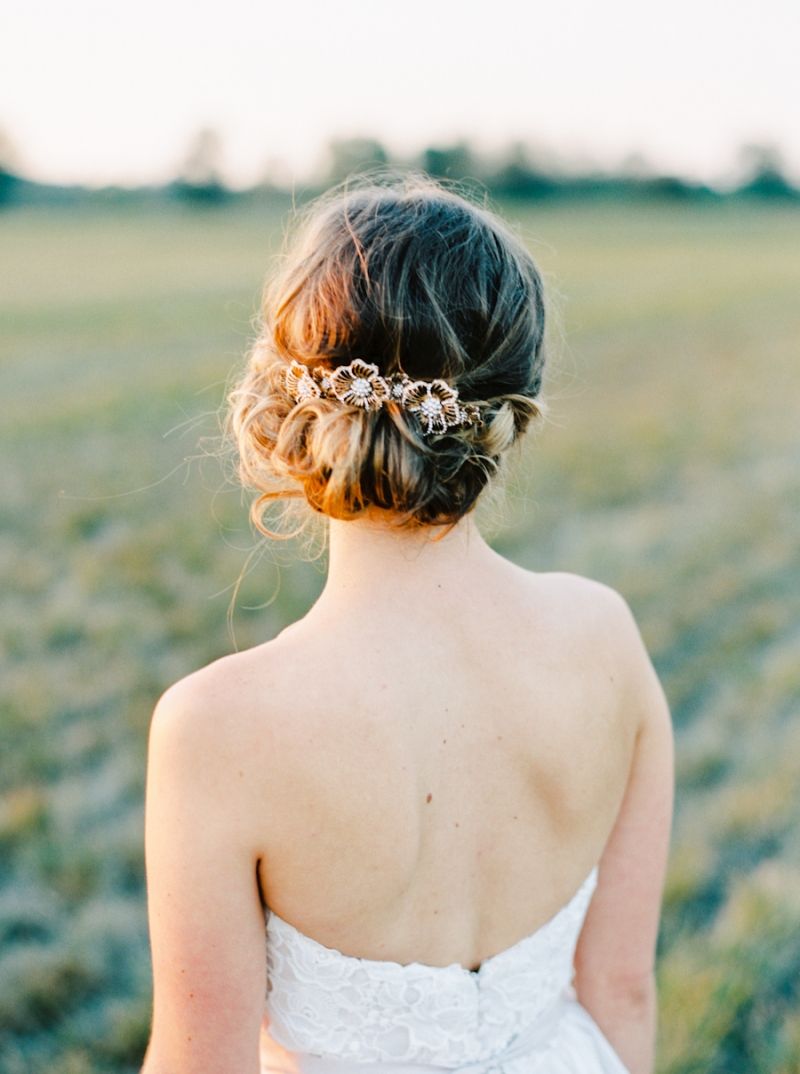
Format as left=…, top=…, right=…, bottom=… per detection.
left=259, top=866, right=630, bottom=1072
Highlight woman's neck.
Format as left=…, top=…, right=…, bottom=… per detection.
left=311, top=510, right=501, bottom=620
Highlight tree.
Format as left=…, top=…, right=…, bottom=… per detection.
left=419, top=140, right=477, bottom=181
left=491, top=140, right=560, bottom=199
left=318, top=137, right=390, bottom=186
left=173, top=127, right=229, bottom=204
left=735, top=143, right=799, bottom=201
left=0, top=126, right=21, bottom=208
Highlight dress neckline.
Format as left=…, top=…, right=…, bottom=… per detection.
left=266, top=865, right=598, bottom=977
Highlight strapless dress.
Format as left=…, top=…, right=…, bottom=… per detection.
left=259, top=865, right=630, bottom=1073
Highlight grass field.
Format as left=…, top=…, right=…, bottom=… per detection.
left=1, top=194, right=798, bottom=1073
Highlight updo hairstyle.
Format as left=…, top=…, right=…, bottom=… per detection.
left=224, top=170, right=549, bottom=541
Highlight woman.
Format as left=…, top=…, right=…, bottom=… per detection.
left=141, top=171, right=673, bottom=1074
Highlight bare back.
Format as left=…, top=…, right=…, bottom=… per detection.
left=223, top=566, right=638, bottom=973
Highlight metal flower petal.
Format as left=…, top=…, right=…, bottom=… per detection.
left=311, top=365, right=336, bottom=392
left=329, top=359, right=390, bottom=411
left=402, top=379, right=464, bottom=434
left=386, top=372, right=412, bottom=401
left=285, top=360, right=321, bottom=402
left=459, top=402, right=483, bottom=427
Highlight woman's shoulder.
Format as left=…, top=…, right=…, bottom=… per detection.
left=149, top=629, right=331, bottom=784
left=148, top=637, right=273, bottom=761
left=150, top=640, right=294, bottom=739
left=511, top=567, right=639, bottom=641
left=524, top=567, right=628, bottom=606
left=510, top=568, right=658, bottom=722
left=147, top=644, right=310, bottom=842
left=537, top=571, right=667, bottom=736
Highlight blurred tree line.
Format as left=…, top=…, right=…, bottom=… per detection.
left=0, top=125, right=798, bottom=210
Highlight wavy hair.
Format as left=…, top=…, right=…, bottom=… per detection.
left=223, top=169, right=550, bottom=546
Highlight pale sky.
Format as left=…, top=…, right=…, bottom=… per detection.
left=2, top=0, right=798, bottom=188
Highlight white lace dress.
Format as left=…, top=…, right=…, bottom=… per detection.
left=259, top=866, right=630, bottom=1073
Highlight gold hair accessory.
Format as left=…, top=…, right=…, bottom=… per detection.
left=283, top=359, right=482, bottom=435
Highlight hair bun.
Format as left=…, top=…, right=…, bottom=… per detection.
left=224, top=171, right=548, bottom=541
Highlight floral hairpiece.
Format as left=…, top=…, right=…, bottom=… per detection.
left=282, top=358, right=483, bottom=436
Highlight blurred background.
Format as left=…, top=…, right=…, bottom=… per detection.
left=1, top=1, right=798, bottom=1071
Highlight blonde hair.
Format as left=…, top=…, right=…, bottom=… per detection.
left=224, top=169, right=549, bottom=544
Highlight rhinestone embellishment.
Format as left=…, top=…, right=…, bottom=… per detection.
left=282, top=359, right=482, bottom=436
left=351, top=377, right=373, bottom=398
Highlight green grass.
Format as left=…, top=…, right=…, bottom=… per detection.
left=1, top=195, right=798, bottom=1073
